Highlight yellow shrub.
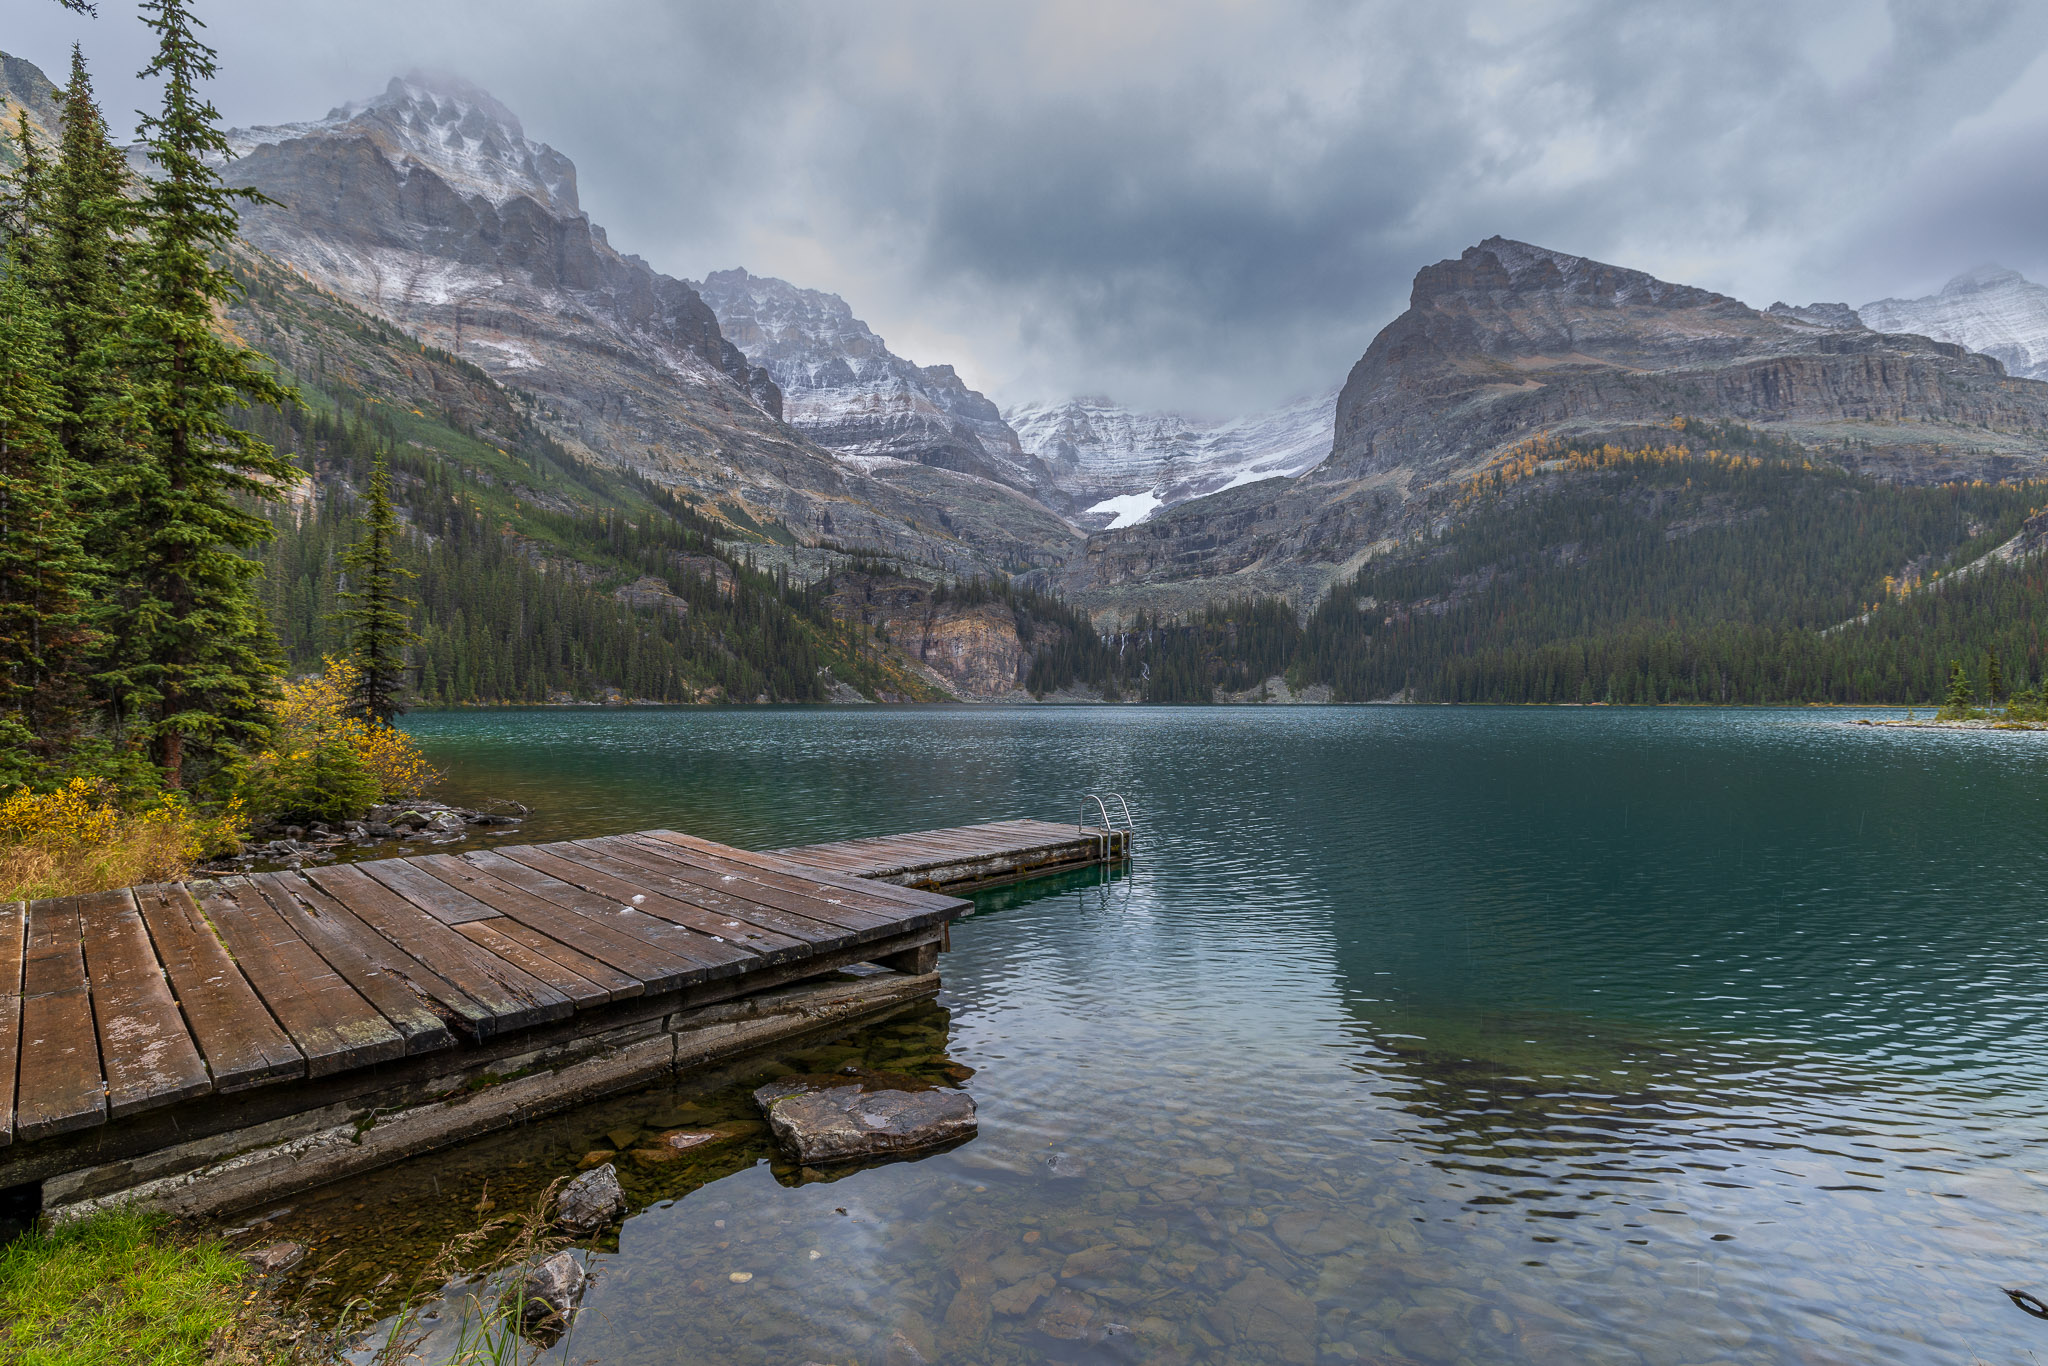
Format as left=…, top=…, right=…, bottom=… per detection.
left=0, top=780, right=244, bottom=902
left=0, top=779, right=121, bottom=848
left=249, top=657, right=439, bottom=821
left=350, top=719, right=437, bottom=799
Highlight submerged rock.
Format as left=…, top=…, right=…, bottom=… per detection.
left=660, top=1128, right=725, bottom=1152
left=241, top=1241, right=306, bottom=1278
left=1207, top=1267, right=1318, bottom=1365
left=513, top=1250, right=586, bottom=1337
left=556, top=1162, right=626, bottom=1231
left=882, top=1329, right=929, bottom=1366
left=1045, top=1151, right=1090, bottom=1180
left=753, top=1074, right=976, bottom=1165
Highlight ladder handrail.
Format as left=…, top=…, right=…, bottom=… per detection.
left=1078, top=792, right=1135, bottom=863
left=1103, top=793, right=1134, bottom=831
left=1078, top=794, right=1113, bottom=862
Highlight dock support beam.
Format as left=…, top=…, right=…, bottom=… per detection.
left=874, top=941, right=940, bottom=976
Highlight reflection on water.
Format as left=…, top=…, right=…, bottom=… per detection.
left=228, top=707, right=2048, bottom=1363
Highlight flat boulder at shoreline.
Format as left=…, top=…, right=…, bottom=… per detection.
left=755, top=1072, right=977, bottom=1165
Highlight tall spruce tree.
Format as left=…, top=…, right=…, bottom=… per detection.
left=338, top=451, right=419, bottom=723
left=1, top=123, right=52, bottom=259
left=0, top=243, right=93, bottom=776
left=46, top=47, right=133, bottom=490
left=104, top=0, right=295, bottom=789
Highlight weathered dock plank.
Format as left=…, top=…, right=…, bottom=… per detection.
left=77, top=890, right=211, bottom=1119
left=601, top=835, right=902, bottom=939
left=453, top=918, right=635, bottom=1006
left=133, top=885, right=304, bottom=1093
left=191, top=880, right=409, bottom=1078
left=305, top=863, right=570, bottom=1037
left=246, top=873, right=460, bottom=1056
left=504, top=843, right=811, bottom=963
left=418, top=853, right=690, bottom=994
left=457, top=848, right=751, bottom=982
left=0, top=904, right=21, bottom=1144
left=636, top=829, right=963, bottom=918
left=19, top=898, right=106, bottom=1140
left=778, top=819, right=1131, bottom=892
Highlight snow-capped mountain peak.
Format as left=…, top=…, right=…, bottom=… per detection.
left=227, top=72, right=578, bottom=214
left=1860, top=266, right=2048, bottom=380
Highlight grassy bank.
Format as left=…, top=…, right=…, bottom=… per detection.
left=0, top=1209, right=272, bottom=1365
left=0, top=1201, right=571, bottom=1366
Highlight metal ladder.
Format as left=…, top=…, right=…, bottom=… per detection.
left=1078, top=792, right=1135, bottom=863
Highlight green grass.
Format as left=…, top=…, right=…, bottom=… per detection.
left=0, top=1210, right=246, bottom=1365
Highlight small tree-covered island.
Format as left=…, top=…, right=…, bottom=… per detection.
left=8, top=2, right=2048, bottom=1364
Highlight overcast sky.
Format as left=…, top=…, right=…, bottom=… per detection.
left=12, top=0, right=2048, bottom=414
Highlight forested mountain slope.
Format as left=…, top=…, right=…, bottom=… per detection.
left=15, top=38, right=2045, bottom=712
left=229, top=255, right=951, bottom=703
left=1295, top=425, right=2048, bottom=703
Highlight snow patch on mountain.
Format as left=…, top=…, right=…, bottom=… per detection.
left=1860, top=267, right=2048, bottom=380
left=1086, top=489, right=1163, bottom=530
left=1008, top=389, right=1337, bottom=529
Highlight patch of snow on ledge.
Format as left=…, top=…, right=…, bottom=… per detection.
left=1086, top=489, right=1163, bottom=529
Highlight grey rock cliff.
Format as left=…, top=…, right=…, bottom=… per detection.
left=227, top=76, right=778, bottom=411
left=696, top=268, right=1058, bottom=498
left=0, top=52, right=61, bottom=146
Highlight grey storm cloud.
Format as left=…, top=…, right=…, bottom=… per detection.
left=13, top=0, right=2048, bottom=412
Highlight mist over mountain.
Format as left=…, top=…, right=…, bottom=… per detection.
left=194, top=71, right=2048, bottom=618
left=218, top=73, right=1082, bottom=572
left=32, top=47, right=2048, bottom=641
left=188, top=68, right=2048, bottom=618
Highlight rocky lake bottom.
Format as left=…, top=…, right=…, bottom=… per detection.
left=213, top=705, right=2048, bottom=1364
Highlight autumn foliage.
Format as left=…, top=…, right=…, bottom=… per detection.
left=0, top=778, right=244, bottom=901
left=244, top=656, right=437, bottom=823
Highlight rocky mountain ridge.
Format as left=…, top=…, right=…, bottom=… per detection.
left=223, top=75, right=780, bottom=409
left=18, top=38, right=2048, bottom=634
left=214, top=71, right=1080, bottom=574
left=0, top=51, right=60, bottom=161
left=693, top=268, right=1059, bottom=500
left=696, top=268, right=1339, bottom=531
left=1062, top=236, right=2048, bottom=611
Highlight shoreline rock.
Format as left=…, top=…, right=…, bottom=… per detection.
left=754, top=1072, right=976, bottom=1166
left=200, top=799, right=525, bottom=874
left=1849, top=718, right=2048, bottom=732
left=554, top=1162, right=627, bottom=1232
left=512, top=1250, right=587, bottom=1340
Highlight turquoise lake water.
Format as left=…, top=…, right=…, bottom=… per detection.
left=265, top=706, right=2048, bottom=1364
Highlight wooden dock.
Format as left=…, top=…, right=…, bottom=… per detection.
left=779, top=818, right=1131, bottom=892
left=0, top=818, right=1127, bottom=1218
